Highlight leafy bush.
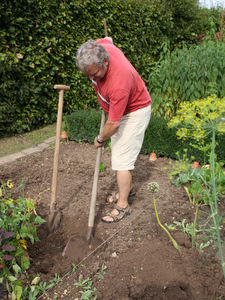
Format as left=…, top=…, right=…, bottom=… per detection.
left=64, top=110, right=103, bottom=144
left=64, top=109, right=110, bottom=149
left=148, top=39, right=225, bottom=117
left=64, top=110, right=183, bottom=155
left=143, top=114, right=225, bottom=163
left=142, top=116, right=180, bottom=157
left=0, top=180, right=46, bottom=299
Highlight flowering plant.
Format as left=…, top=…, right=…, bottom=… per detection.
left=147, top=182, right=181, bottom=253
left=168, top=95, right=225, bottom=140
left=168, top=95, right=225, bottom=278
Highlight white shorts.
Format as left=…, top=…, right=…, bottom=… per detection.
left=111, top=105, right=151, bottom=171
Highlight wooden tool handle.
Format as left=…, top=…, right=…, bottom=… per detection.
left=54, top=85, right=70, bottom=91
left=88, top=110, right=106, bottom=228
left=50, top=85, right=70, bottom=212
left=104, top=19, right=108, bottom=37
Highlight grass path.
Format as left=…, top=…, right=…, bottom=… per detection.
left=0, top=123, right=57, bottom=157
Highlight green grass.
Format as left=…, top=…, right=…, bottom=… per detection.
left=0, top=123, right=58, bottom=157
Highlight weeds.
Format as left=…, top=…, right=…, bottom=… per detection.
left=96, top=263, right=107, bottom=280
left=74, top=277, right=97, bottom=299
left=167, top=219, right=212, bottom=251
left=100, top=162, right=104, bottom=173
left=72, top=263, right=108, bottom=299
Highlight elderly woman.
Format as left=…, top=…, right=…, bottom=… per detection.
left=76, top=38, right=152, bottom=223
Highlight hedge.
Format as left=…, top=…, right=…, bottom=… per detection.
left=1, top=0, right=221, bottom=136
left=64, top=110, right=225, bottom=164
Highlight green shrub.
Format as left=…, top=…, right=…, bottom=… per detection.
left=142, top=116, right=180, bottom=157
left=148, top=39, right=225, bottom=118
left=64, top=110, right=225, bottom=164
left=143, top=115, right=225, bottom=163
left=64, top=109, right=108, bottom=145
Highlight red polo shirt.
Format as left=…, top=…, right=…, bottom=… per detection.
left=92, top=38, right=151, bottom=122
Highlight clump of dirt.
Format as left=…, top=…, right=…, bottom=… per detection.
left=0, top=142, right=224, bottom=299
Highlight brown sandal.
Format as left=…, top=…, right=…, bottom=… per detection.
left=101, top=204, right=132, bottom=223
left=106, top=189, right=136, bottom=204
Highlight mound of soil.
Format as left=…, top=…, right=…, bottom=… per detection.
left=0, top=141, right=224, bottom=299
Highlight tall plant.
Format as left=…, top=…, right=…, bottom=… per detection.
left=148, top=38, right=225, bottom=118
left=168, top=95, right=225, bottom=278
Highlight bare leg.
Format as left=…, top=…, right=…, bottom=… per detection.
left=102, top=170, right=132, bottom=222
left=117, top=170, right=132, bottom=208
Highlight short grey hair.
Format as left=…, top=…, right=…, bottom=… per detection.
left=76, top=39, right=110, bottom=73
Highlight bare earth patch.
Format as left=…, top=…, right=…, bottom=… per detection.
left=0, top=142, right=224, bottom=299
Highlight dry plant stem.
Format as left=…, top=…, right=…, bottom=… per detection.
left=153, top=194, right=181, bottom=253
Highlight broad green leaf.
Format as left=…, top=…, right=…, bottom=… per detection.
left=179, top=174, right=190, bottom=183
left=34, top=216, right=46, bottom=224
left=11, top=292, right=16, bottom=300
left=21, top=256, right=30, bottom=270
left=13, top=263, right=21, bottom=274
left=25, top=199, right=35, bottom=210
left=8, top=275, right=18, bottom=282
left=14, top=247, right=25, bottom=258
left=15, top=284, right=23, bottom=300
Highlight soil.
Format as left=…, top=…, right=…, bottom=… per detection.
left=0, top=141, right=225, bottom=300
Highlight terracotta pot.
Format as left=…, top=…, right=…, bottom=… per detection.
left=192, top=161, right=199, bottom=168
left=149, top=152, right=157, bottom=161
left=61, top=131, right=68, bottom=139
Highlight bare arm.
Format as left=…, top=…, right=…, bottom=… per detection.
left=94, top=119, right=120, bottom=148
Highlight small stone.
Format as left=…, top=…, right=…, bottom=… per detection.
left=111, top=252, right=118, bottom=258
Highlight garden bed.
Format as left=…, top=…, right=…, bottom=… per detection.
left=0, top=141, right=224, bottom=299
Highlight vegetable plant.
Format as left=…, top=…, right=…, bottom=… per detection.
left=168, top=148, right=195, bottom=181
left=0, top=180, right=46, bottom=299
left=171, top=161, right=225, bottom=206
left=168, top=94, right=225, bottom=278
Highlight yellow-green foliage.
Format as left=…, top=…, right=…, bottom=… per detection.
left=168, top=95, right=225, bottom=140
